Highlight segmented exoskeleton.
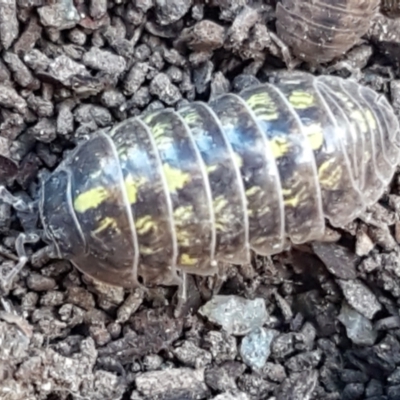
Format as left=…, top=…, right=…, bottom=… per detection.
left=381, top=0, right=400, bottom=17
left=276, top=0, right=380, bottom=64
left=1, top=71, right=399, bottom=291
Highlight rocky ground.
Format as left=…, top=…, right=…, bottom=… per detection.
left=2, top=1, right=400, bottom=399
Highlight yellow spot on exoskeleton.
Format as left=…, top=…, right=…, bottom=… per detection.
left=282, top=184, right=307, bottom=208
left=245, top=186, right=260, bottom=197
left=270, top=136, right=290, bottom=158
left=150, top=121, right=170, bottom=140
left=163, top=164, right=190, bottom=193
left=124, top=175, right=146, bottom=204
left=318, top=159, right=342, bottom=189
left=304, top=123, right=324, bottom=150
left=174, top=204, right=194, bottom=221
left=181, top=110, right=200, bottom=125
left=245, top=92, right=279, bottom=121
left=92, top=217, right=118, bottom=235
left=180, top=253, right=198, bottom=266
left=207, top=164, right=218, bottom=174
left=213, top=195, right=228, bottom=214
left=288, top=90, right=315, bottom=109
left=365, top=109, right=377, bottom=130
left=135, top=215, right=155, bottom=236
left=174, top=205, right=195, bottom=246
left=74, top=187, right=109, bottom=213
left=232, top=152, right=243, bottom=169
left=138, top=245, right=154, bottom=255
left=350, top=110, right=368, bottom=133
left=246, top=186, right=261, bottom=218
left=213, top=196, right=231, bottom=231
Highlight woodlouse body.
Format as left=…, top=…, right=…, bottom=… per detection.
left=38, top=72, right=400, bottom=288
left=276, top=0, right=380, bottom=64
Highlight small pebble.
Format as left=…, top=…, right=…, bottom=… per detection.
left=142, top=354, right=163, bottom=371
left=199, top=295, right=269, bottom=335
left=337, top=279, right=382, bottom=319
left=123, top=62, right=149, bottom=96
left=47, top=55, right=90, bottom=86
left=338, top=302, right=378, bottom=346
left=26, top=273, right=56, bottom=292
left=312, top=242, right=357, bottom=280
left=203, top=330, right=238, bottom=363
left=28, top=118, right=57, bottom=143
left=82, top=47, right=126, bottom=76
left=67, top=287, right=95, bottom=311
left=211, top=392, right=250, bottom=400
left=173, top=341, right=212, bottom=368
left=154, top=0, right=192, bottom=25
left=135, top=368, right=210, bottom=399
left=240, top=327, right=277, bottom=370
left=0, top=0, right=19, bottom=49
left=116, top=290, right=144, bottom=323
left=149, top=72, right=182, bottom=105
left=37, top=0, right=80, bottom=30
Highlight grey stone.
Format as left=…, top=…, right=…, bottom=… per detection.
left=199, top=295, right=269, bottom=335
left=240, top=328, right=277, bottom=370
left=338, top=303, right=378, bottom=346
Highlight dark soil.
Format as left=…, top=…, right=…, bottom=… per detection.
left=1, top=1, right=400, bottom=399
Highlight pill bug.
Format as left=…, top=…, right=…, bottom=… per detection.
left=381, top=0, right=400, bottom=17
left=276, top=0, right=380, bottom=64
left=1, top=71, right=399, bottom=291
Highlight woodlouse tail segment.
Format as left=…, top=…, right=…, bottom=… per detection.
left=274, top=73, right=365, bottom=227
left=316, top=76, right=381, bottom=210
left=376, top=94, right=400, bottom=151
left=336, top=79, right=387, bottom=205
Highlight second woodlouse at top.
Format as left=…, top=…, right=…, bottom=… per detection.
left=276, top=0, right=380, bottom=64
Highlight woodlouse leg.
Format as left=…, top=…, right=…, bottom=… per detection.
left=174, top=272, right=188, bottom=318
left=0, top=232, right=40, bottom=290
left=0, top=186, right=41, bottom=289
left=323, top=61, right=362, bottom=81
left=268, top=31, right=301, bottom=70
left=0, top=186, right=37, bottom=213
left=0, top=298, right=33, bottom=338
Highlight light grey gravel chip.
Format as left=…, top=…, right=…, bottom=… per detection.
left=154, top=0, right=192, bottom=25
left=199, top=295, right=269, bottom=335
left=135, top=368, right=210, bottom=400
left=149, top=72, right=182, bottom=105
left=312, top=242, right=358, bottom=280
left=240, top=327, right=277, bottom=370
left=38, top=0, right=80, bottom=30
left=337, top=279, right=381, bottom=319
left=338, top=302, right=378, bottom=346
left=0, top=0, right=19, bottom=49
left=47, top=55, right=90, bottom=86
left=82, top=47, right=127, bottom=76
left=0, top=84, right=27, bottom=114
left=173, top=340, right=212, bottom=368
left=211, top=392, right=250, bottom=400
